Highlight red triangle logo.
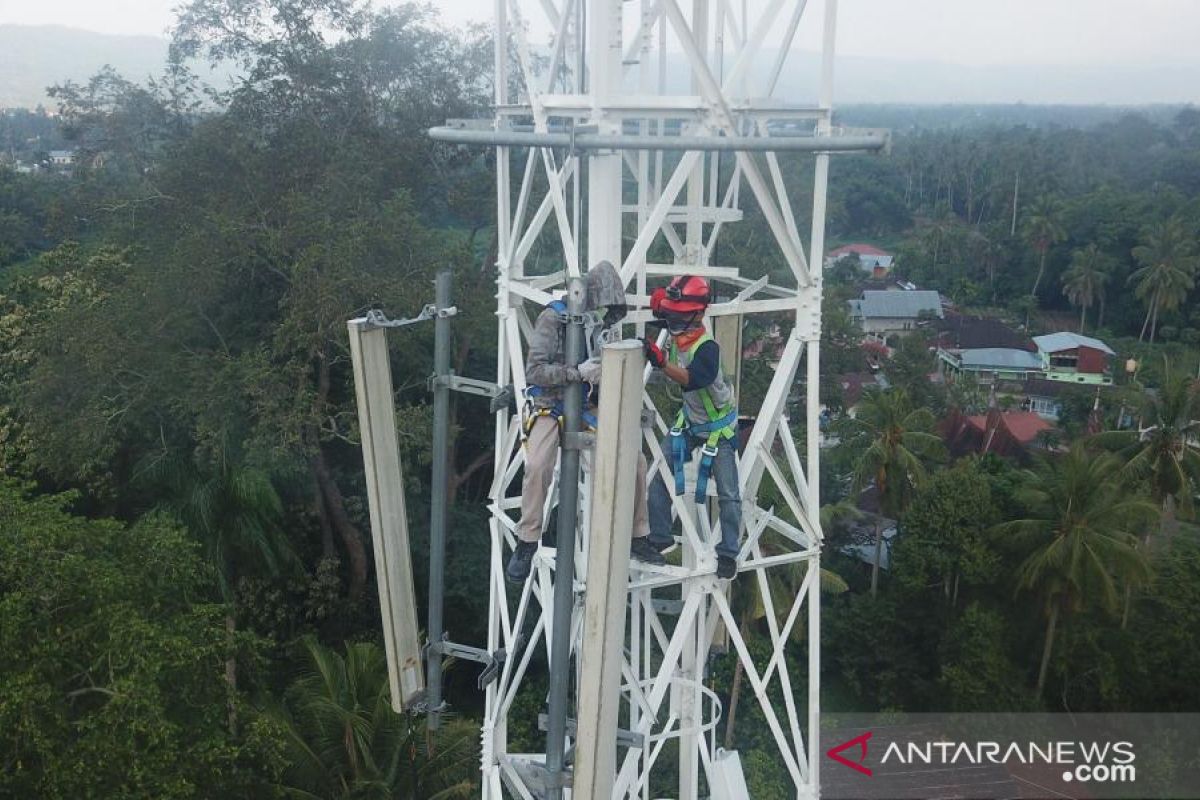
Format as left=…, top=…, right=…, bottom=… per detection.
left=827, top=731, right=873, bottom=776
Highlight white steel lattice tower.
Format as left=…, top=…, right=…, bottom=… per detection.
left=439, top=1, right=886, bottom=797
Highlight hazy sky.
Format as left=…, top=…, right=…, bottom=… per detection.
left=2, top=0, right=1198, bottom=70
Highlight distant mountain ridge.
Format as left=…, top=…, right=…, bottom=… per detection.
left=3, top=23, right=1197, bottom=111
left=1, top=25, right=170, bottom=109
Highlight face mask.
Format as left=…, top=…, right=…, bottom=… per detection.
left=666, top=312, right=695, bottom=335
left=603, top=305, right=627, bottom=329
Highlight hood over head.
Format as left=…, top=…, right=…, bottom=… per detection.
left=584, top=260, right=626, bottom=311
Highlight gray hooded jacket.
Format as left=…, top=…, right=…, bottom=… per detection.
left=525, top=260, right=625, bottom=409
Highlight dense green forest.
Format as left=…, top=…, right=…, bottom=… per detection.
left=2, top=0, right=1199, bottom=797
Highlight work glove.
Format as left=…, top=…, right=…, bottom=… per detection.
left=579, top=357, right=603, bottom=384
left=642, top=338, right=666, bottom=369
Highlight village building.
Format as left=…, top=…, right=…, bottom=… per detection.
left=848, top=289, right=943, bottom=336
left=1032, top=332, right=1115, bottom=385
left=825, top=243, right=894, bottom=278
left=940, top=407, right=1056, bottom=462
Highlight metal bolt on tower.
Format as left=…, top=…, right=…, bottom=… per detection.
left=430, top=0, right=886, bottom=796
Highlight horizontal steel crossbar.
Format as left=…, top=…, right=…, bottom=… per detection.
left=429, top=125, right=888, bottom=154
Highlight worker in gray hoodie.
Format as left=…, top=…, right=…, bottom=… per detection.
left=507, top=260, right=666, bottom=582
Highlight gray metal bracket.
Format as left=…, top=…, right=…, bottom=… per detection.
left=360, top=303, right=457, bottom=331
left=432, top=374, right=507, bottom=399
left=562, top=431, right=595, bottom=450
left=425, top=636, right=509, bottom=690
left=538, top=713, right=646, bottom=751
left=489, top=384, right=515, bottom=414
left=502, top=757, right=572, bottom=793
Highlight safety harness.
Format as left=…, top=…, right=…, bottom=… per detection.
left=522, top=300, right=598, bottom=439
left=668, top=333, right=737, bottom=502
left=522, top=386, right=598, bottom=436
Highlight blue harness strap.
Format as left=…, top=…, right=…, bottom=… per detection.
left=670, top=428, right=688, bottom=495
left=523, top=385, right=596, bottom=433
left=670, top=409, right=737, bottom=501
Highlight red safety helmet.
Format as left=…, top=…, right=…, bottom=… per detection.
left=658, top=275, right=711, bottom=313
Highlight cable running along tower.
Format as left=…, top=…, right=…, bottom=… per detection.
left=423, top=0, right=887, bottom=796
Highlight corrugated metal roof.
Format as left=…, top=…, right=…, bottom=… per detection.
left=935, top=315, right=1033, bottom=351
left=960, top=348, right=1043, bottom=370
left=856, top=290, right=943, bottom=319
left=1034, top=332, right=1115, bottom=356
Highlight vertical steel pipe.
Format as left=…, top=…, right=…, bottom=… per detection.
left=426, top=270, right=453, bottom=730
left=545, top=276, right=587, bottom=799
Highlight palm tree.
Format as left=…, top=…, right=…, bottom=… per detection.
left=993, top=447, right=1153, bottom=693
left=139, top=433, right=291, bottom=731
left=1130, top=218, right=1199, bottom=343
left=275, top=637, right=478, bottom=799
left=1093, top=372, right=1200, bottom=537
left=1024, top=195, right=1066, bottom=299
left=846, top=389, right=944, bottom=596
left=1061, top=244, right=1111, bottom=333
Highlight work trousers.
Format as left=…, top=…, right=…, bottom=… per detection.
left=647, top=432, right=741, bottom=559
left=516, top=414, right=649, bottom=543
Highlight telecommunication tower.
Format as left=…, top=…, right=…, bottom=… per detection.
left=419, top=1, right=885, bottom=797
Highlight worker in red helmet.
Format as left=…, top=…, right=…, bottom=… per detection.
left=642, top=275, right=741, bottom=580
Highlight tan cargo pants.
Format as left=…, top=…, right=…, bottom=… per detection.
left=517, top=414, right=650, bottom=543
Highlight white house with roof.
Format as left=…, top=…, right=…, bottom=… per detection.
left=825, top=244, right=894, bottom=276
left=848, top=289, right=943, bottom=336
left=48, top=150, right=76, bottom=167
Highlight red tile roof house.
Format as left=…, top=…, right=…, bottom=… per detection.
left=940, top=408, right=1056, bottom=462
left=824, top=244, right=894, bottom=278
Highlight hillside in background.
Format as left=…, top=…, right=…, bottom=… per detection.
left=0, top=25, right=170, bottom=108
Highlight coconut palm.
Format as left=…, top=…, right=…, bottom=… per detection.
left=1024, top=195, right=1066, bottom=299
left=1061, top=244, right=1111, bottom=333
left=1093, top=371, right=1200, bottom=534
left=846, top=389, right=944, bottom=596
left=993, top=447, right=1154, bottom=693
left=274, top=637, right=478, bottom=799
left=1130, top=217, right=1199, bottom=343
